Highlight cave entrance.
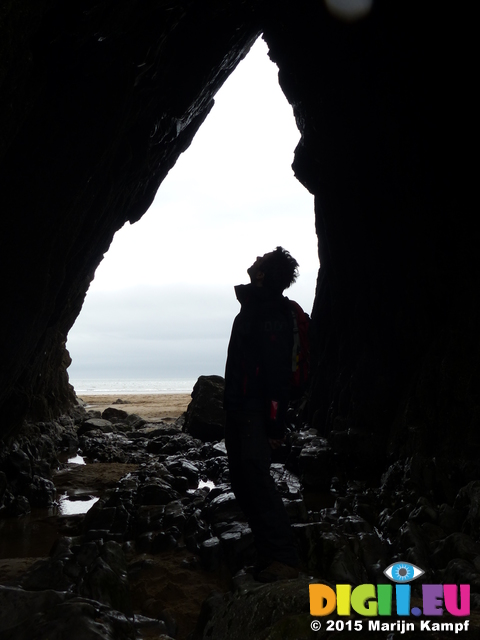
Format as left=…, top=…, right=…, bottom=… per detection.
left=66, top=38, right=318, bottom=397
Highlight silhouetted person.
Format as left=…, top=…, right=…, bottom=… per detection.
left=223, top=246, right=301, bottom=581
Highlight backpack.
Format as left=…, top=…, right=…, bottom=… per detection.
left=288, top=299, right=310, bottom=394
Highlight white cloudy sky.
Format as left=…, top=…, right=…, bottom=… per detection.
left=66, top=37, right=319, bottom=385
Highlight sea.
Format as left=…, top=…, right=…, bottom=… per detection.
left=69, top=378, right=197, bottom=396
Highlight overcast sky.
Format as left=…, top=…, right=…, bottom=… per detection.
left=66, top=37, right=319, bottom=385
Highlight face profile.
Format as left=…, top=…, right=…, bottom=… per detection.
left=247, top=253, right=272, bottom=285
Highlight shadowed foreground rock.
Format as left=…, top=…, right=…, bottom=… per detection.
left=183, top=376, right=226, bottom=442
left=0, top=586, right=137, bottom=640
left=2, top=390, right=480, bottom=638
left=192, top=578, right=314, bottom=640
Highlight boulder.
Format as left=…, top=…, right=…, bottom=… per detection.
left=102, top=407, right=129, bottom=422
left=78, top=419, right=114, bottom=436
left=184, top=376, right=226, bottom=442
left=192, top=578, right=314, bottom=640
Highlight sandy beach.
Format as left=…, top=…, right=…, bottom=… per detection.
left=78, top=393, right=192, bottom=420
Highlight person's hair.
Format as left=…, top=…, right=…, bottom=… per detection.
left=262, top=246, right=299, bottom=293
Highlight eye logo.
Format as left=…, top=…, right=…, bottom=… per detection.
left=384, top=562, right=424, bottom=583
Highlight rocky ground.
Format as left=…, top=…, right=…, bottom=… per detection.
left=1, top=376, right=480, bottom=639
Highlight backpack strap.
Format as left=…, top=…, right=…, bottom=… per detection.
left=291, top=306, right=301, bottom=373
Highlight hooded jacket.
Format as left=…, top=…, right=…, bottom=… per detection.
left=223, top=283, right=293, bottom=436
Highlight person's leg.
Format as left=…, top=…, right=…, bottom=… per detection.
left=225, top=411, right=298, bottom=570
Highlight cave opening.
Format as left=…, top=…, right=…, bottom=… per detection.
left=66, top=38, right=318, bottom=397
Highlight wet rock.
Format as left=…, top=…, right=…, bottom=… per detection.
left=5, top=448, right=32, bottom=481
left=24, top=475, right=56, bottom=507
left=293, top=524, right=344, bottom=574
left=184, top=509, right=211, bottom=553
left=147, top=433, right=199, bottom=455
left=136, top=531, right=177, bottom=554
left=297, top=439, right=333, bottom=489
left=441, top=559, right=480, bottom=591
left=455, top=481, right=480, bottom=536
left=78, top=433, right=130, bottom=463
left=87, top=410, right=102, bottom=419
left=438, top=503, right=464, bottom=534
left=398, top=521, right=430, bottom=569
left=409, top=497, right=438, bottom=525
left=109, top=504, right=131, bottom=537
left=136, top=478, right=180, bottom=506
left=0, top=586, right=66, bottom=635
left=183, top=376, right=226, bottom=442
left=102, top=407, right=129, bottom=422
left=378, top=506, right=410, bottom=534
left=0, top=471, right=7, bottom=500
left=75, top=541, right=100, bottom=567
left=133, top=614, right=169, bottom=637
left=329, top=544, right=369, bottom=584
left=164, top=499, right=187, bottom=529
left=337, top=514, right=373, bottom=534
left=192, top=577, right=312, bottom=640
left=207, top=491, right=244, bottom=524
left=420, top=522, right=446, bottom=543
left=271, top=464, right=302, bottom=498
left=151, top=531, right=178, bottom=553
left=165, top=459, right=200, bottom=487
left=83, top=501, right=117, bottom=533
left=283, top=498, right=309, bottom=523
left=21, top=557, right=75, bottom=592
left=212, top=441, right=227, bottom=456
left=135, top=505, right=165, bottom=534
left=78, top=418, right=115, bottom=436
left=352, top=493, right=377, bottom=523
left=12, top=495, right=31, bottom=516
left=80, top=541, right=131, bottom=614
left=0, top=589, right=136, bottom=640
left=431, top=532, right=480, bottom=569
left=126, top=414, right=147, bottom=429
left=19, top=535, right=132, bottom=616
left=355, top=532, right=389, bottom=582
left=200, top=536, right=223, bottom=571
left=218, top=524, right=254, bottom=572
left=204, top=456, right=230, bottom=483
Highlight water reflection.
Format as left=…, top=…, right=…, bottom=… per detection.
left=67, top=454, right=86, bottom=465
left=0, top=494, right=99, bottom=559
left=198, top=480, right=215, bottom=490
left=0, top=510, right=59, bottom=559
left=58, top=494, right=98, bottom=515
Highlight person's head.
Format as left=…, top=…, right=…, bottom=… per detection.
left=247, top=246, right=299, bottom=293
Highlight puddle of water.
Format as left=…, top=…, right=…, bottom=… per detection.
left=67, top=454, right=86, bottom=465
left=0, top=510, right=59, bottom=559
left=58, top=494, right=99, bottom=515
left=198, top=480, right=215, bottom=490
left=188, top=479, right=215, bottom=494
left=57, top=450, right=87, bottom=466
left=0, top=494, right=100, bottom=558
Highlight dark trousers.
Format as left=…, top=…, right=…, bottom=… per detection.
left=225, top=410, right=298, bottom=568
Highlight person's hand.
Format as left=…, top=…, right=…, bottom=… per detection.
left=268, top=437, right=286, bottom=450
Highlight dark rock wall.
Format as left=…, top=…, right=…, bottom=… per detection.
left=1, top=1, right=478, bottom=476
left=262, top=1, right=478, bottom=473
left=0, top=0, right=260, bottom=434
